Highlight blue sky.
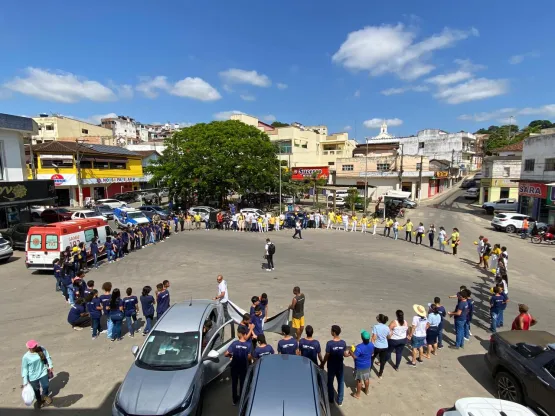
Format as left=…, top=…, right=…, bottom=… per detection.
left=1, top=0, right=554, bottom=141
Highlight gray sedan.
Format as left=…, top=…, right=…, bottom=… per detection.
left=112, top=300, right=235, bottom=416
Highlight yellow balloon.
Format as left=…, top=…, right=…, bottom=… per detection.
left=412, top=231, right=416, bottom=235
left=443, top=241, right=447, bottom=245
left=491, top=269, right=496, bottom=274
left=490, top=287, right=494, bottom=293
left=451, top=244, right=456, bottom=248
left=473, top=241, right=478, bottom=245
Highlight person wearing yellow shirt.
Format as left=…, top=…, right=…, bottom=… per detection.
left=371, top=216, right=379, bottom=235
left=269, top=215, right=275, bottom=231
left=327, top=211, right=335, bottom=229
left=383, top=217, right=391, bottom=237
left=447, top=228, right=460, bottom=256
left=404, top=219, right=414, bottom=242
left=257, top=216, right=264, bottom=233
left=351, top=214, right=358, bottom=232
left=194, top=213, right=202, bottom=230
left=360, top=215, right=368, bottom=233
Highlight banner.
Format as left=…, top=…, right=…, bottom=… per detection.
left=291, top=166, right=329, bottom=181
left=518, top=182, right=547, bottom=198
left=227, top=300, right=290, bottom=335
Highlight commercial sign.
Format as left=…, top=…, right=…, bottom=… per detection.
left=0, top=180, right=56, bottom=206
left=82, top=177, right=146, bottom=185
left=548, top=185, right=555, bottom=206
left=435, top=171, right=449, bottom=178
left=37, top=173, right=78, bottom=186
left=291, top=167, right=329, bottom=181
left=518, top=182, right=547, bottom=198
left=492, top=178, right=517, bottom=187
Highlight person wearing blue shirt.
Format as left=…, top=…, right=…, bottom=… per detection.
left=298, top=325, right=322, bottom=365
left=425, top=305, right=442, bottom=357
left=428, top=297, right=447, bottom=349
left=123, top=287, right=139, bottom=337
left=156, top=283, right=170, bottom=319
left=277, top=325, right=298, bottom=355
left=224, top=326, right=251, bottom=405
left=252, top=334, right=274, bottom=361
left=53, top=259, right=62, bottom=293
left=496, top=283, right=509, bottom=328
left=108, top=289, right=124, bottom=341
left=67, top=298, right=91, bottom=330
left=21, top=340, right=54, bottom=408
left=89, top=239, right=100, bottom=269
left=140, top=285, right=156, bottom=335
left=465, top=292, right=475, bottom=340
left=87, top=290, right=103, bottom=339
left=104, top=238, right=115, bottom=263
left=489, top=287, right=506, bottom=333
left=61, top=264, right=75, bottom=305
left=321, top=325, right=348, bottom=406
left=448, top=289, right=469, bottom=349
left=250, top=306, right=264, bottom=350
left=347, top=330, right=374, bottom=399
left=371, top=314, right=390, bottom=378
left=121, top=230, right=129, bottom=255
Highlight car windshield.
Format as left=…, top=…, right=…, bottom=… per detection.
left=97, top=206, right=111, bottom=212
left=56, top=208, right=70, bottom=214
left=513, top=342, right=547, bottom=359
left=137, top=331, right=199, bottom=370
left=84, top=212, right=99, bottom=217
left=495, top=214, right=507, bottom=219
left=127, top=212, right=146, bottom=219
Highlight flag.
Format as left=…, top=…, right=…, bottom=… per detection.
left=227, top=300, right=290, bottom=335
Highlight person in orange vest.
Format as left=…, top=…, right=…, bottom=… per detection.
left=520, top=217, right=529, bottom=239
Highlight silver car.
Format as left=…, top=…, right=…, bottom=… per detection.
left=0, top=235, right=13, bottom=263
left=112, top=300, right=235, bottom=416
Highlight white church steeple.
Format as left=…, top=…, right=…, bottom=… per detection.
left=375, top=120, right=393, bottom=139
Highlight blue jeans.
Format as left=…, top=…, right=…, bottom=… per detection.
left=327, top=365, right=344, bottom=405
left=126, top=314, right=137, bottom=335
left=490, top=311, right=499, bottom=333
left=112, top=320, right=122, bottom=340
left=393, top=229, right=398, bottom=240
left=54, top=275, right=62, bottom=292
left=144, top=315, right=153, bottom=334
left=106, top=250, right=114, bottom=262
left=29, top=374, right=49, bottom=402
left=464, top=320, right=471, bottom=338
left=455, top=319, right=465, bottom=347
left=107, top=317, right=114, bottom=339
left=439, top=239, right=445, bottom=251
left=66, top=285, right=75, bottom=305
left=497, top=309, right=505, bottom=327
left=92, top=253, right=98, bottom=268
left=387, top=338, right=407, bottom=368
left=438, top=321, right=444, bottom=347
left=92, top=318, right=101, bottom=337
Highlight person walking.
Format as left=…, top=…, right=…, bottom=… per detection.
left=392, top=218, right=399, bottom=240
left=264, top=238, right=275, bottom=272
left=438, top=226, right=447, bottom=252
left=224, top=326, right=251, bottom=406
left=424, top=305, right=441, bottom=358
left=214, top=275, right=230, bottom=321
left=21, top=340, right=54, bottom=409
left=448, top=228, right=460, bottom=256
left=404, top=219, right=414, bottom=242
left=292, top=219, right=303, bottom=239
left=321, top=325, right=348, bottom=407
left=415, top=222, right=425, bottom=245
left=521, top=217, right=529, bottom=238
left=387, top=310, right=408, bottom=371
left=511, top=304, right=537, bottom=330
left=347, top=330, right=374, bottom=399
left=408, top=305, right=429, bottom=366
left=448, top=289, right=469, bottom=348
left=289, top=286, right=305, bottom=341
left=428, top=224, right=436, bottom=248
left=371, top=314, right=389, bottom=378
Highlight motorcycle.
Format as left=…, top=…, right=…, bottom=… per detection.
left=531, top=231, right=555, bottom=244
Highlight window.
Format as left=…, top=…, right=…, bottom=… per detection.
left=45, top=125, right=54, bottom=131
left=81, top=128, right=89, bottom=134
left=342, top=164, right=354, bottom=171
left=301, top=142, right=308, bottom=149
left=328, top=161, right=335, bottom=166
left=95, top=161, right=110, bottom=169
left=500, top=188, right=510, bottom=199
left=524, top=159, right=535, bottom=171
left=41, top=159, right=73, bottom=168
left=377, top=163, right=390, bottom=171
left=418, top=142, right=425, bottom=149
left=109, top=161, right=127, bottom=169
left=79, top=160, right=93, bottom=168
left=45, top=235, right=58, bottom=250
left=545, top=158, right=555, bottom=171
left=29, top=234, right=42, bottom=250
left=213, top=321, right=234, bottom=351
left=137, top=331, right=199, bottom=370
left=84, top=228, right=98, bottom=242
left=544, top=360, right=555, bottom=378
left=503, top=167, right=510, bottom=177
left=484, top=167, right=490, bottom=177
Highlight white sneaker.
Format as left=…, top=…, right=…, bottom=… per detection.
left=272, top=268, right=275, bottom=270
left=266, top=269, right=271, bottom=272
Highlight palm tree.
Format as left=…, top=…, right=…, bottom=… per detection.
left=305, top=172, right=328, bottom=207
left=345, top=189, right=363, bottom=215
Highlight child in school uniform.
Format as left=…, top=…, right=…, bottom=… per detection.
left=87, top=289, right=103, bottom=340
left=140, top=286, right=156, bottom=335
left=156, top=283, right=170, bottom=319
left=84, top=280, right=95, bottom=299
left=53, top=258, right=62, bottom=293
left=99, top=282, right=112, bottom=338
left=123, top=288, right=139, bottom=337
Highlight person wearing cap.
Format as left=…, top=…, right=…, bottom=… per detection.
left=347, top=330, right=374, bottom=399
left=512, top=304, right=538, bottom=330
left=408, top=305, right=430, bottom=366
left=21, top=340, right=53, bottom=409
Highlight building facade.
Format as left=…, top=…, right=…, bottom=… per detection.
left=32, top=114, right=114, bottom=145
left=101, top=116, right=138, bottom=145
left=479, top=142, right=522, bottom=204
left=31, top=141, right=145, bottom=207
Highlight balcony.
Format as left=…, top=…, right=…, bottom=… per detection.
left=322, top=150, right=346, bottom=156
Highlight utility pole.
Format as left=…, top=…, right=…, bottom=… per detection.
left=75, top=138, right=86, bottom=207
left=418, top=153, right=424, bottom=203
left=451, top=149, right=455, bottom=188
left=278, top=158, right=282, bottom=215
left=398, top=144, right=404, bottom=185
left=28, top=138, right=37, bottom=180
left=364, top=138, right=368, bottom=215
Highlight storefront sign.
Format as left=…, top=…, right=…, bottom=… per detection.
left=548, top=186, right=555, bottom=206
left=518, top=182, right=547, bottom=198
left=435, top=171, right=449, bottom=178
left=291, top=167, right=329, bottom=181
left=492, top=178, right=517, bottom=187
left=37, top=173, right=78, bottom=186
left=82, top=177, right=146, bottom=185
left=0, top=180, right=56, bottom=205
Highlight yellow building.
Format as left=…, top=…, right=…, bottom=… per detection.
left=32, top=114, right=114, bottom=145
left=30, top=141, right=144, bottom=206
left=478, top=142, right=522, bottom=204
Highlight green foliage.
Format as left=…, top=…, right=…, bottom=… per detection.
left=146, top=120, right=278, bottom=206
left=271, top=121, right=289, bottom=128
left=345, top=189, right=363, bottom=215
left=528, top=119, right=553, bottom=129
left=303, top=172, right=328, bottom=206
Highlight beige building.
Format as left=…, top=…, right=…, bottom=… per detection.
left=230, top=114, right=357, bottom=169
left=32, top=114, right=114, bottom=145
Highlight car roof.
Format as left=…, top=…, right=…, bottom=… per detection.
left=155, top=300, right=216, bottom=333
left=455, top=397, right=536, bottom=416
left=249, top=355, right=318, bottom=415
left=74, top=210, right=96, bottom=214
left=497, top=330, right=555, bottom=346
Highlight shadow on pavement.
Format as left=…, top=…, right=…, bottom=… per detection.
left=457, top=354, right=496, bottom=396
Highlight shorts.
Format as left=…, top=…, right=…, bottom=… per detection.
left=411, top=336, right=426, bottom=349
left=355, top=367, right=371, bottom=381
left=426, top=326, right=439, bottom=344
left=291, top=316, right=305, bottom=329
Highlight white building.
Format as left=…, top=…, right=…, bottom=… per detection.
left=101, top=116, right=138, bottom=145
left=375, top=121, right=393, bottom=139
left=0, top=113, right=35, bottom=181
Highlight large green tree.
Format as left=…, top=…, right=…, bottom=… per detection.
left=147, top=120, right=279, bottom=206
left=271, top=121, right=289, bottom=128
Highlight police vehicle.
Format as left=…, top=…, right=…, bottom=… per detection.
left=113, top=207, right=150, bottom=229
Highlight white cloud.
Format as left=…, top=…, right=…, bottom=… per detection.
left=263, top=115, right=277, bottom=123
left=219, top=69, right=271, bottom=87
left=498, top=117, right=517, bottom=125
left=4, top=67, right=116, bottom=103
left=223, top=84, right=234, bottom=93
left=214, top=110, right=244, bottom=121
left=459, top=104, right=555, bottom=122
left=426, top=70, right=472, bottom=86
left=113, top=83, right=134, bottom=99
left=435, top=78, right=509, bottom=104
left=277, top=83, right=288, bottom=90
left=84, top=113, right=118, bottom=125
left=136, top=76, right=170, bottom=98
left=343, top=125, right=352, bottom=131
left=240, top=94, right=256, bottom=101
left=332, top=24, right=478, bottom=80
left=454, top=58, right=487, bottom=72
left=171, top=77, right=221, bottom=101
left=509, top=52, right=539, bottom=65
left=178, top=122, right=195, bottom=128
left=363, top=118, right=403, bottom=128
left=354, top=89, right=361, bottom=98
left=381, top=85, right=429, bottom=95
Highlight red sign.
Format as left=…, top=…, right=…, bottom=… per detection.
left=51, top=174, right=66, bottom=187
left=291, top=166, right=329, bottom=181
left=518, top=182, right=547, bottom=198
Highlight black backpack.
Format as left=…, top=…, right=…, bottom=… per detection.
left=268, top=243, right=276, bottom=255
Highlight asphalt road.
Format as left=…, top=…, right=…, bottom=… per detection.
left=0, top=190, right=553, bottom=415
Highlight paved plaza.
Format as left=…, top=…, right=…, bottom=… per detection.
left=1, top=191, right=554, bottom=415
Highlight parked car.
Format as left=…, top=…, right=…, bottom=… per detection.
left=464, top=188, right=479, bottom=200
left=392, top=198, right=417, bottom=209
left=71, top=210, right=106, bottom=221
left=41, top=208, right=73, bottom=223
left=138, top=205, right=169, bottom=220
left=491, top=213, right=536, bottom=234
left=484, top=330, right=555, bottom=415
left=460, top=179, right=477, bottom=189
left=188, top=206, right=217, bottom=221
left=437, top=397, right=538, bottom=416
left=240, top=208, right=266, bottom=219
left=326, top=194, right=345, bottom=207
left=94, top=205, right=115, bottom=220
left=113, top=207, right=150, bottom=229
left=96, top=199, right=128, bottom=209
left=112, top=300, right=234, bottom=416
left=282, top=195, right=300, bottom=204
left=0, top=235, right=13, bottom=263
left=238, top=355, right=330, bottom=416
left=113, top=192, right=138, bottom=203
left=140, top=191, right=160, bottom=205
left=30, top=205, right=51, bottom=220
left=482, top=198, right=518, bottom=214
left=1, top=223, right=35, bottom=250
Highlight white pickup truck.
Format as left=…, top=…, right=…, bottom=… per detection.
left=481, top=198, right=518, bottom=214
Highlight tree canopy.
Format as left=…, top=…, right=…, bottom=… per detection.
left=475, top=119, right=554, bottom=154
left=146, top=120, right=279, bottom=206
left=270, top=121, right=289, bottom=128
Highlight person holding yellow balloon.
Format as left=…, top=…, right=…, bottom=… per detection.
left=447, top=228, right=460, bottom=256
left=404, top=219, right=414, bottom=242
left=438, top=226, right=447, bottom=252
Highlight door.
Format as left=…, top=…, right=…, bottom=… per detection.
left=202, top=319, right=235, bottom=384
left=531, top=358, right=555, bottom=414
left=13, top=224, right=31, bottom=249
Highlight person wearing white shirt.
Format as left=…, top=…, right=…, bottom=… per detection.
left=341, top=214, right=349, bottom=231
left=476, top=236, right=485, bottom=266
left=415, top=222, right=425, bottom=245
left=213, top=275, right=230, bottom=320
left=392, top=220, right=399, bottom=240
left=409, top=305, right=430, bottom=367
left=232, top=213, right=238, bottom=232
left=438, top=227, right=447, bottom=252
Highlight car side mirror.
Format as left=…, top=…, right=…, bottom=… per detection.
left=204, top=350, right=219, bottom=361
left=131, top=346, right=139, bottom=356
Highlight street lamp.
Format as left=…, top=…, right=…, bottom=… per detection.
left=364, top=138, right=369, bottom=215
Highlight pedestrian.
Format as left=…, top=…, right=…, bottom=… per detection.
left=476, top=235, right=485, bottom=266
left=250, top=305, right=264, bottom=351
left=84, top=280, right=95, bottom=299
left=61, top=262, right=75, bottom=305
left=173, top=214, right=179, bottom=233
left=67, top=298, right=91, bottom=331
left=156, top=283, right=170, bottom=320
left=21, top=340, right=53, bottom=409
left=104, top=237, right=115, bottom=263
left=298, top=325, right=322, bottom=365
left=347, top=330, right=373, bottom=399
left=109, top=288, right=124, bottom=341
left=448, top=228, right=460, bottom=256
left=465, top=290, right=474, bottom=340
left=194, top=213, right=202, bottom=230
left=53, top=258, right=62, bottom=293
left=123, top=287, right=139, bottom=337
left=320, top=325, right=348, bottom=407
left=257, top=216, right=263, bottom=233
left=408, top=305, right=429, bottom=366
left=491, top=243, right=501, bottom=275
left=415, top=222, right=425, bottom=245
left=482, top=238, right=492, bottom=270
left=252, top=334, right=274, bottom=361
left=428, top=224, right=436, bottom=248
left=438, top=226, right=447, bottom=252
left=383, top=217, right=390, bottom=237
left=425, top=305, right=441, bottom=358
left=387, top=309, right=408, bottom=371
left=179, top=213, right=185, bottom=232
left=489, top=286, right=505, bottom=333
left=371, top=313, right=389, bottom=378
left=511, top=304, right=537, bottom=330
left=342, top=213, right=349, bottom=231
left=249, top=296, right=260, bottom=318
left=372, top=216, right=378, bottom=235
left=289, top=286, right=305, bottom=341
left=448, top=289, right=468, bottom=348
left=327, top=211, right=335, bottom=229
left=404, top=219, right=413, bottom=242
left=224, top=326, right=251, bottom=405
left=99, top=282, right=112, bottom=337
left=521, top=217, right=529, bottom=238
left=360, top=215, right=368, bottom=233
left=292, top=219, right=303, bottom=239
left=428, top=297, right=446, bottom=349
left=72, top=272, right=87, bottom=300
left=79, top=242, right=88, bottom=271
left=140, top=286, right=156, bottom=336
left=392, top=218, right=399, bottom=240
left=86, top=289, right=102, bottom=340
left=264, top=238, right=275, bottom=272
left=277, top=324, right=298, bottom=355
left=498, top=247, right=509, bottom=281
left=495, top=283, right=509, bottom=328
left=351, top=214, right=357, bottom=232
left=260, top=293, right=269, bottom=320
left=214, top=274, right=230, bottom=321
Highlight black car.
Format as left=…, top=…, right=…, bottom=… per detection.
left=484, top=330, right=555, bottom=415
left=94, top=205, right=114, bottom=220
left=2, top=223, right=36, bottom=250
left=137, top=205, right=169, bottom=220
